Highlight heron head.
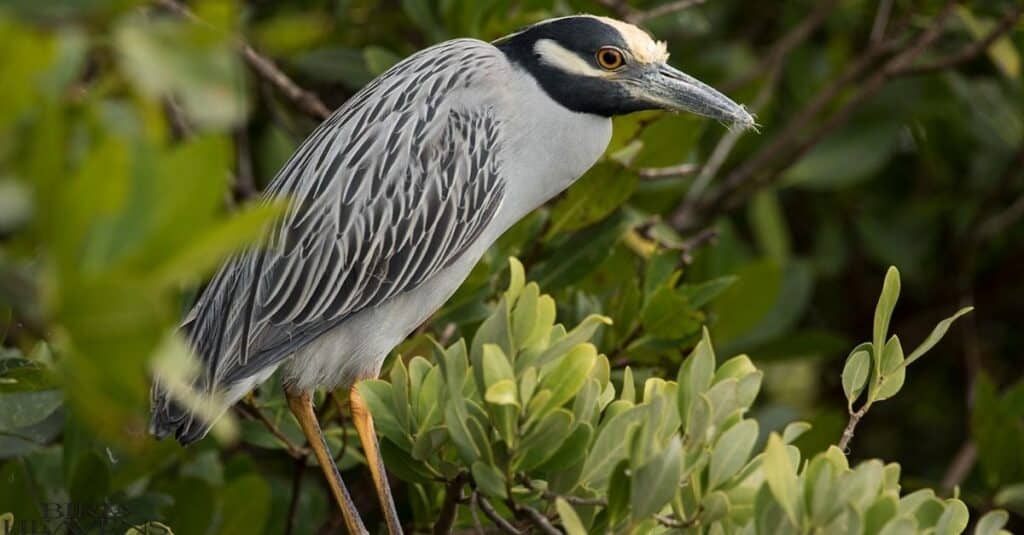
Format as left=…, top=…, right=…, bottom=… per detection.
left=495, top=15, right=754, bottom=129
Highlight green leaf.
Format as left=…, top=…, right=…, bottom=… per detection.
left=363, top=46, right=401, bottom=75
left=546, top=163, right=638, bottom=237
left=641, top=286, right=701, bottom=339
left=0, top=390, right=62, bottom=431
left=679, top=275, right=738, bottom=309
left=749, top=189, right=791, bottom=264
left=485, top=380, right=519, bottom=407
left=481, top=344, right=515, bottom=388
left=580, top=405, right=644, bottom=487
left=865, top=494, right=899, bottom=535
left=709, top=419, right=758, bottom=489
left=935, top=499, right=969, bottom=535
left=631, top=435, right=683, bottom=519
left=973, top=510, right=1009, bottom=535
left=994, top=483, right=1024, bottom=513
left=878, top=515, right=918, bottom=535
left=763, top=433, right=799, bottom=525
left=555, top=498, right=587, bottom=535
left=533, top=315, right=612, bottom=369
left=842, top=350, right=871, bottom=409
left=471, top=461, right=507, bottom=499
left=874, top=336, right=905, bottom=402
left=505, top=257, right=525, bottom=302
left=152, top=201, right=285, bottom=286
left=781, top=421, right=811, bottom=444
left=516, top=409, right=573, bottom=471
left=217, top=475, right=271, bottom=535
left=536, top=344, right=597, bottom=414
left=904, top=307, right=973, bottom=368
left=873, top=266, right=900, bottom=361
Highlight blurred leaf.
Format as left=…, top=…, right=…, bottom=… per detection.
left=973, top=510, right=1009, bottom=535
left=783, top=120, right=901, bottom=190
left=0, top=390, right=61, bottom=431
left=749, top=190, right=791, bottom=264
left=218, top=474, right=271, bottom=535
left=546, top=163, right=637, bottom=238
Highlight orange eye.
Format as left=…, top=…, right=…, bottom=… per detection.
left=596, top=47, right=625, bottom=70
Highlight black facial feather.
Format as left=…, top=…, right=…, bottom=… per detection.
left=495, top=17, right=654, bottom=117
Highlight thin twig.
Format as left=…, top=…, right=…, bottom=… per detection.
left=725, top=0, right=840, bottom=92
left=476, top=494, right=522, bottom=535
left=674, top=64, right=780, bottom=228
left=433, top=474, right=467, bottom=535
left=838, top=404, right=869, bottom=452
left=940, top=441, right=977, bottom=494
left=870, top=0, right=895, bottom=44
left=153, top=0, right=331, bottom=120
left=629, top=0, right=707, bottom=24
left=977, top=195, right=1024, bottom=239
left=592, top=0, right=634, bottom=20
left=901, top=4, right=1024, bottom=76
left=516, top=504, right=560, bottom=535
left=237, top=401, right=309, bottom=458
left=284, top=456, right=306, bottom=535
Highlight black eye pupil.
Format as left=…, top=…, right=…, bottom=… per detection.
left=602, top=51, right=618, bottom=66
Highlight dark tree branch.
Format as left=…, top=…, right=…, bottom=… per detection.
left=901, top=4, right=1024, bottom=76
left=725, top=0, right=840, bottom=92
left=433, top=474, right=467, bottom=535
left=152, top=0, right=332, bottom=120
left=940, top=441, right=977, bottom=493
left=838, top=403, right=869, bottom=452
left=515, top=503, right=561, bottom=535
left=675, top=1, right=974, bottom=230
left=476, top=494, right=522, bottom=535
left=285, top=456, right=306, bottom=535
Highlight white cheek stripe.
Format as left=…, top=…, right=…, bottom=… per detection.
left=534, top=39, right=608, bottom=78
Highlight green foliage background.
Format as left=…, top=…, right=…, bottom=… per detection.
left=0, top=0, right=1022, bottom=533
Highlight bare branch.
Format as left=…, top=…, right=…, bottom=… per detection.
left=940, top=441, right=977, bottom=494
left=153, top=0, right=331, bottom=120
left=871, top=0, right=895, bottom=44
left=838, top=404, right=869, bottom=452
left=477, top=494, right=522, bottom=535
left=516, top=504, right=561, bottom=535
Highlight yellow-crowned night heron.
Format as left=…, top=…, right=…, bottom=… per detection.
left=151, top=15, right=753, bottom=533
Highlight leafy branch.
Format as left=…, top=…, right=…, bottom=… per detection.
left=838, top=266, right=973, bottom=452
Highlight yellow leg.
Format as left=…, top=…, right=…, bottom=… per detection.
left=286, top=390, right=368, bottom=535
left=351, top=383, right=404, bottom=535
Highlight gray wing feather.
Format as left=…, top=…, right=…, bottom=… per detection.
left=178, top=39, right=507, bottom=392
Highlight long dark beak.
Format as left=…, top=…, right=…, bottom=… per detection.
left=643, top=64, right=754, bottom=130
